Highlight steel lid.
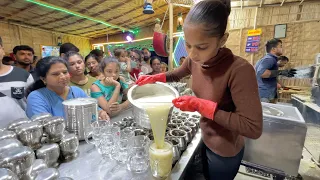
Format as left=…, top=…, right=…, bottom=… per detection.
left=62, top=98, right=97, bottom=106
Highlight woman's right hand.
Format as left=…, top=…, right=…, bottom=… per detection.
left=136, top=73, right=166, bottom=86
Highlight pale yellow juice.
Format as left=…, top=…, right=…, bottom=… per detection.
left=144, top=103, right=172, bottom=148
left=149, top=141, right=173, bottom=178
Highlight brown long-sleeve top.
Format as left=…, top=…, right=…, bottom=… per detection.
left=166, top=48, right=263, bottom=157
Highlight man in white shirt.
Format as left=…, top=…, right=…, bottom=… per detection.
left=0, top=36, right=34, bottom=128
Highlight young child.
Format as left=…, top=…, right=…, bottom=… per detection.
left=114, top=48, right=134, bottom=85
left=90, top=57, right=130, bottom=117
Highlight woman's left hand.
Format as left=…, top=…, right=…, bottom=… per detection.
left=98, top=110, right=110, bottom=121
left=172, top=96, right=218, bottom=120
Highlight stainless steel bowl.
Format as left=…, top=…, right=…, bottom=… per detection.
left=0, top=139, right=22, bottom=153
left=183, top=121, right=197, bottom=137
left=171, top=120, right=183, bottom=127
left=165, top=137, right=181, bottom=165
left=167, top=123, right=178, bottom=130
left=133, top=129, right=147, bottom=136
left=112, top=121, right=127, bottom=130
left=36, top=144, right=60, bottom=168
left=178, top=126, right=192, bottom=143
left=21, top=159, right=47, bottom=180
left=180, top=113, right=189, bottom=117
left=188, top=118, right=200, bottom=129
left=0, top=130, right=17, bottom=141
left=0, top=146, right=35, bottom=178
left=191, top=114, right=200, bottom=119
left=31, top=113, right=52, bottom=125
left=59, top=133, right=79, bottom=162
left=122, top=117, right=134, bottom=127
left=35, top=168, right=59, bottom=180
left=43, top=117, right=65, bottom=143
left=169, top=129, right=187, bottom=151
left=176, top=116, right=187, bottom=121
left=7, top=118, right=30, bottom=132
left=127, top=82, right=179, bottom=129
left=16, top=121, right=43, bottom=150
left=0, top=168, right=18, bottom=180
left=130, top=122, right=137, bottom=127
left=147, top=133, right=154, bottom=141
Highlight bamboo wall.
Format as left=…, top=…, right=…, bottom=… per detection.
left=226, top=2, right=320, bottom=67
left=226, top=2, right=320, bottom=90
left=0, top=22, right=91, bottom=57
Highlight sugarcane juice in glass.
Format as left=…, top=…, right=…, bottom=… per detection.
left=149, top=140, right=173, bottom=179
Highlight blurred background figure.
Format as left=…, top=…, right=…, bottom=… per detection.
left=179, top=56, right=186, bottom=66
left=161, top=62, right=168, bottom=73
left=90, top=49, right=105, bottom=62
left=2, top=56, right=15, bottom=65
left=278, top=56, right=289, bottom=68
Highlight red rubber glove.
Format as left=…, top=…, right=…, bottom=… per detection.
left=172, top=96, right=218, bottom=120
left=136, top=73, right=166, bottom=86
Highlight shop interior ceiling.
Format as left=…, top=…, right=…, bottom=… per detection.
left=0, top=0, right=315, bottom=39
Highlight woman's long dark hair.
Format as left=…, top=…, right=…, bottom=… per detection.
left=26, top=56, right=68, bottom=97
left=84, top=53, right=100, bottom=75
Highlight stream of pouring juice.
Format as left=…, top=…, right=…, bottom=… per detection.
left=144, top=103, right=172, bottom=149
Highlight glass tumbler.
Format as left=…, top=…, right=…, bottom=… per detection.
left=99, top=125, right=120, bottom=159
left=84, top=120, right=110, bottom=154
left=114, top=127, right=134, bottom=163
left=127, top=135, right=150, bottom=173
left=149, top=140, right=173, bottom=179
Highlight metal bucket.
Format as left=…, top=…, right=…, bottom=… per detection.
left=62, top=98, right=98, bottom=140
left=127, top=82, right=179, bottom=129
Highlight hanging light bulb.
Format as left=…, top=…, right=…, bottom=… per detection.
left=126, top=35, right=133, bottom=42
left=143, top=0, right=154, bottom=14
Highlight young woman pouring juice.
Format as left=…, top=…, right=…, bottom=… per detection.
left=136, top=0, right=263, bottom=179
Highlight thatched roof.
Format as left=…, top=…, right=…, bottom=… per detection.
left=0, top=0, right=312, bottom=38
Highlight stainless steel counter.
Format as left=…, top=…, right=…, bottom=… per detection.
left=58, top=108, right=202, bottom=180
left=291, top=94, right=320, bottom=125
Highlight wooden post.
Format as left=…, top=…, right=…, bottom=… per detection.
left=239, top=28, right=243, bottom=56
left=250, top=7, right=259, bottom=65
left=169, top=2, right=174, bottom=70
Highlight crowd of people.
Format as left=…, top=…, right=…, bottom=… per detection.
left=0, top=38, right=171, bottom=128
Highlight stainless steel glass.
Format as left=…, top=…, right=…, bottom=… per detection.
left=0, top=139, right=22, bottom=153
left=36, top=143, right=60, bottom=167
left=15, top=121, right=43, bottom=150
left=0, top=168, right=18, bottom=180
left=31, top=113, right=52, bottom=125
left=7, top=118, right=30, bottom=132
left=22, top=159, right=47, bottom=180
left=59, top=133, right=79, bottom=162
left=34, top=168, right=59, bottom=180
left=0, top=130, right=17, bottom=141
left=0, top=146, right=35, bottom=179
left=43, top=117, right=65, bottom=143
